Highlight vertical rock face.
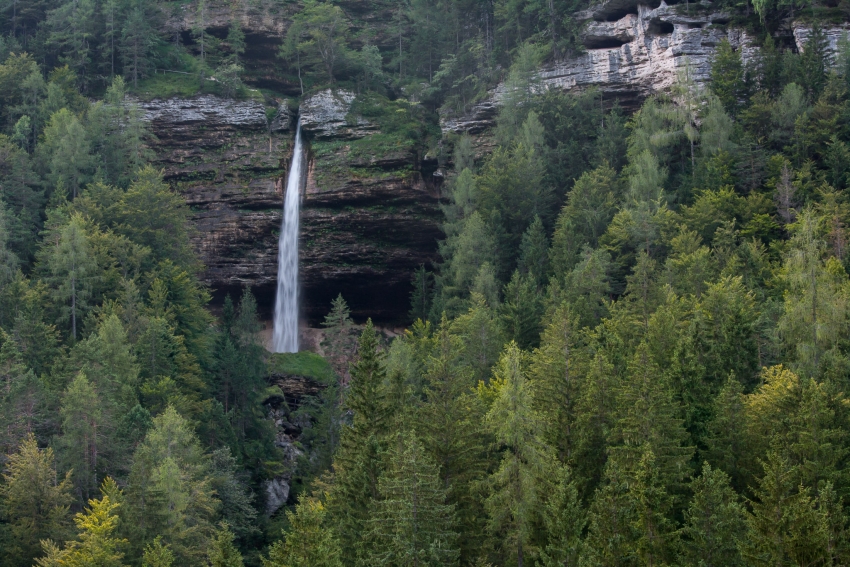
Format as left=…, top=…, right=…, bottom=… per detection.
left=443, top=0, right=850, bottom=135
left=141, top=91, right=442, bottom=324
left=299, top=89, right=443, bottom=323
left=138, top=95, right=289, bottom=305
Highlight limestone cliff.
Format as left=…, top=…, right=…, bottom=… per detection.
left=441, top=0, right=848, bottom=135
left=141, top=90, right=441, bottom=323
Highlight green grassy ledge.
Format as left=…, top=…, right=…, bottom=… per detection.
left=267, top=351, right=335, bottom=383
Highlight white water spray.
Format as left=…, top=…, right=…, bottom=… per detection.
left=272, top=121, right=303, bottom=352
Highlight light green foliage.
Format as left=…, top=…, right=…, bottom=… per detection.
left=362, top=431, right=460, bottom=566
left=208, top=524, right=243, bottom=567
left=126, top=406, right=219, bottom=564
left=38, top=108, right=93, bottom=198
left=264, top=499, right=343, bottom=567
left=485, top=342, right=556, bottom=564
left=44, top=214, right=97, bottom=340
left=1, top=434, right=74, bottom=567
left=35, top=480, right=128, bottom=567
left=142, top=537, right=174, bottom=567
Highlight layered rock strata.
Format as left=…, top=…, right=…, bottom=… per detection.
left=442, top=0, right=844, bottom=134
left=141, top=91, right=442, bottom=323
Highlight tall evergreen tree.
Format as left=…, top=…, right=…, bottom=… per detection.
left=485, top=342, right=556, bottom=566
left=361, top=431, right=460, bottom=567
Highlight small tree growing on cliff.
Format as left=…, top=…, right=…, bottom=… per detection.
left=321, top=294, right=357, bottom=381
left=282, top=1, right=351, bottom=85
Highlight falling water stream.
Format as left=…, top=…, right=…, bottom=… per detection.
left=272, top=120, right=303, bottom=353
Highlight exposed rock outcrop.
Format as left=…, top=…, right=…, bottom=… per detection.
left=262, top=371, right=326, bottom=516
left=141, top=91, right=441, bottom=324
left=300, top=89, right=376, bottom=140
left=139, top=94, right=289, bottom=302
left=442, top=0, right=759, bottom=134
left=299, top=90, right=443, bottom=322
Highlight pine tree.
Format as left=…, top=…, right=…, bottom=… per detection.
left=362, top=431, right=460, bottom=567
left=126, top=406, right=218, bottom=564
left=45, top=214, right=96, bottom=340
left=39, top=108, right=93, bottom=198
left=529, top=301, right=582, bottom=462
left=409, top=265, right=433, bottom=323
left=581, top=457, right=635, bottom=567
left=120, top=6, right=156, bottom=89
left=779, top=209, right=850, bottom=378
left=485, top=342, right=556, bottom=566
left=58, top=372, right=105, bottom=502
left=142, top=537, right=174, bottom=567
left=321, top=293, right=356, bottom=380
left=500, top=270, right=544, bottom=350
left=710, top=39, right=746, bottom=116
left=35, top=479, right=128, bottom=567
left=263, top=499, right=343, bottom=567
left=609, top=344, right=692, bottom=496
left=680, top=463, right=747, bottom=567
left=518, top=216, right=549, bottom=290
left=705, top=376, right=750, bottom=493
left=630, top=448, right=679, bottom=566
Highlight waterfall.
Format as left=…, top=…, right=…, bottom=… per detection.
left=272, top=120, right=303, bottom=353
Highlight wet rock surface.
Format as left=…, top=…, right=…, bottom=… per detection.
left=142, top=92, right=442, bottom=324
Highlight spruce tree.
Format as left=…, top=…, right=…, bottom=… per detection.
left=361, top=431, right=460, bottom=567
left=326, top=320, right=391, bottom=565
left=485, top=342, right=556, bottom=566
left=263, top=499, right=343, bottom=567
left=321, top=293, right=357, bottom=380
left=539, top=465, right=585, bottom=567
left=741, top=451, right=829, bottom=566
left=208, top=524, right=243, bottom=567
left=529, top=301, right=582, bottom=462
left=1, top=434, right=73, bottom=567
left=680, top=463, right=747, bottom=567
left=416, top=316, right=489, bottom=563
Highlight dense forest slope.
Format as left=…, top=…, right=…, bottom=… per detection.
left=5, top=0, right=850, bottom=565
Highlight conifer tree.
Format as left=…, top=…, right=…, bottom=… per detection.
left=710, top=39, right=746, bottom=116
left=1, top=433, right=73, bottom=567
left=539, top=465, right=585, bottom=567
left=208, top=523, right=243, bottom=567
left=59, top=372, right=105, bottom=502
left=46, top=214, right=96, bottom=340
left=126, top=406, right=218, bottom=564
left=263, top=499, right=343, bottom=567
left=581, top=457, right=635, bottom=567
left=530, top=301, right=582, bottom=462
left=485, top=342, right=556, bottom=566
left=362, top=431, right=460, bottom=567
left=35, top=478, right=127, bottom=567
left=500, top=269, right=544, bottom=350
left=322, top=293, right=357, bottom=380
left=327, top=320, right=391, bottom=565
left=741, top=451, right=829, bottom=566
left=609, top=344, right=692, bottom=495
left=680, top=463, right=747, bottom=567
left=142, top=537, right=174, bottom=567
left=416, top=316, right=489, bottom=562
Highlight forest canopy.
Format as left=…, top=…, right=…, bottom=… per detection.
left=4, top=0, right=850, bottom=566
